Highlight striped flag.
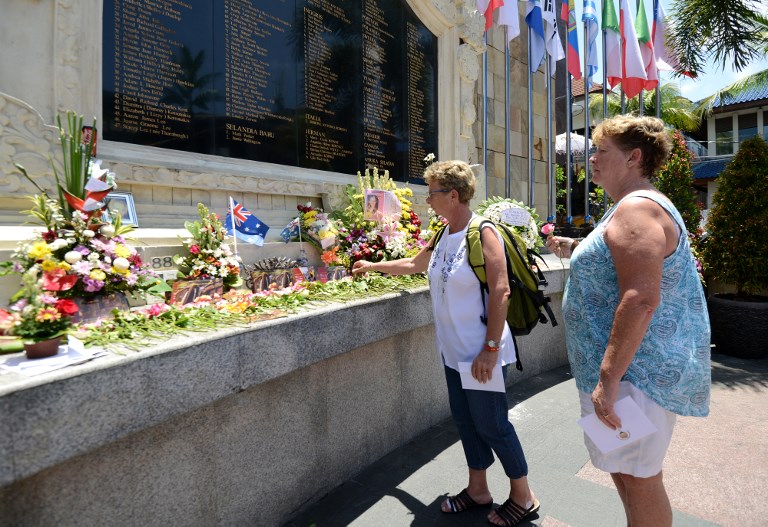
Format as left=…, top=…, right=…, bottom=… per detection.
left=477, top=0, right=505, bottom=31
left=619, top=0, right=647, bottom=98
left=652, top=0, right=691, bottom=76
left=603, top=0, right=622, bottom=89
left=560, top=0, right=582, bottom=79
left=582, top=0, right=599, bottom=89
left=635, top=0, right=658, bottom=91
left=498, top=0, right=520, bottom=44
left=526, top=0, right=547, bottom=72
left=543, top=0, right=564, bottom=76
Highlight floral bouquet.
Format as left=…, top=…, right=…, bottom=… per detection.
left=5, top=269, right=79, bottom=342
left=332, top=167, right=424, bottom=265
left=173, top=203, right=242, bottom=290
left=281, top=203, right=339, bottom=253
left=475, top=197, right=544, bottom=250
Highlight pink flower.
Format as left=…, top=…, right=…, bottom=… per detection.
left=541, top=223, right=555, bottom=236
left=190, top=245, right=200, bottom=255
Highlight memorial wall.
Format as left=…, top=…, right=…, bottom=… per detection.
left=103, top=0, right=438, bottom=182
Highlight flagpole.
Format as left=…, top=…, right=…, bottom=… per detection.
left=602, top=24, right=609, bottom=215
left=483, top=32, right=489, bottom=196
left=546, top=52, right=554, bottom=223
left=528, top=26, right=535, bottom=207
left=565, top=52, right=573, bottom=226
left=653, top=0, right=661, bottom=118
left=229, top=196, right=238, bottom=260
left=583, top=13, right=592, bottom=227
left=505, top=26, right=511, bottom=199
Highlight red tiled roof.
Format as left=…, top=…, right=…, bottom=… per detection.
left=571, top=78, right=604, bottom=98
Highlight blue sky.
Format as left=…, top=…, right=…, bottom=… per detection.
left=566, top=0, right=768, bottom=103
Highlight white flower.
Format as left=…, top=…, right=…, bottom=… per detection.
left=82, top=229, right=95, bottom=239
left=49, top=238, right=68, bottom=251
left=112, top=257, right=130, bottom=272
left=64, top=251, right=83, bottom=264
left=87, top=252, right=100, bottom=262
left=100, top=225, right=115, bottom=237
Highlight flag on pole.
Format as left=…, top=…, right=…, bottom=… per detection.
left=542, top=0, right=565, bottom=76
left=582, top=0, right=599, bottom=89
left=603, top=0, right=622, bottom=89
left=498, top=0, right=520, bottom=44
left=635, top=0, right=658, bottom=91
left=619, top=0, right=647, bottom=99
left=226, top=199, right=269, bottom=246
left=652, top=0, right=690, bottom=76
left=526, top=0, right=547, bottom=72
left=560, top=0, right=582, bottom=79
left=477, top=0, right=505, bottom=31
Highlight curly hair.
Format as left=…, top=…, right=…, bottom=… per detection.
left=592, top=115, right=672, bottom=178
left=423, top=160, right=476, bottom=203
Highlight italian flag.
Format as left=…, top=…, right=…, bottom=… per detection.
left=603, top=0, right=622, bottom=89
left=619, top=0, right=647, bottom=99
left=635, top=0, right=658, bottom=91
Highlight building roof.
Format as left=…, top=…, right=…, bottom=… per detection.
left=692, top=157, right=730, bottom=180
left=711, top=84, right=768, bottom=108
left=571, top=78, right=604, bottom=98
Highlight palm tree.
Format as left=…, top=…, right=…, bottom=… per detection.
left=667, top=0, right=768, bottom=77
left=695, top=68, right=768, bottom=115
left=587, top=82, right=701, bottom=132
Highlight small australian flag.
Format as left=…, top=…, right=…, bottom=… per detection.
left=225, top=199, right=269, bottom=246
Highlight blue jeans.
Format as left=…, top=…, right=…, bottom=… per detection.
left=444, top=365, right=528, bottom=479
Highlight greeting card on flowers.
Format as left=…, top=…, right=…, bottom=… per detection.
left=577, top=396, right=658, bottom=454
left=364, top=190, right=401, bottom=222
left=457, top=362, right=505, bottom=393
left=500, top=206, right=532, bottom=226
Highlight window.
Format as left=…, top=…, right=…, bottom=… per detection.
left=715, top=117, right=733, bottom=155
left=738, top=113, right=757, bottom=146
left=764, top=111, right=768, bottom=139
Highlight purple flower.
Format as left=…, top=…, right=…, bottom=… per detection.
left=83, top=276, right=105, bottom=292
left=75, top=245, right=91, bottom=255
left=72, top=261, right=93, bottom=274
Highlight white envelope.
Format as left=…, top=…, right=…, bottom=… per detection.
left=577, top=396, right=658, bottom=454
left=457, top=362, right=505, bottom=393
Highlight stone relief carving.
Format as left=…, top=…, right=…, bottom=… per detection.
left=457, top=1, right=486, bottom=53
left=54, top=0, right=83, bottom=114
left=431, top=0, right=458, bottom=27
left=0, top=93, right=60, bottom=195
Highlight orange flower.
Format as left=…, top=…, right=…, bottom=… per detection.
left=321, top=246, right=339, bottom=265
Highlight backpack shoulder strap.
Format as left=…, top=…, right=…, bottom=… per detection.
left=428, top=223, right=448, bottom=251
left=466, top=215, right=492, bottom=286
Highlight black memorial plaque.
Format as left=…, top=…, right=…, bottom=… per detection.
left=103, top=0, right=437, bottom=182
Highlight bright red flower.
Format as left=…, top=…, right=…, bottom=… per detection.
left=55, top=298, right=79, bottom=316
left=43, top=269, right=78, bottom=291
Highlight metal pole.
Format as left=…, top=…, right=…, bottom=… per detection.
left=602, top=27, right=608, bottom=215
left=653, top=0, right=661, bottom=118
left=528, top=27, right=535, bottom=207
left=483, top=33, right=489, bottom=196
left=546, top=54, right=554, bottom=222
left=583, top=12, right=591, bottom=226
left=505, top=27, right=511, bottom=198
left=565, top=36, right=573, bottom=225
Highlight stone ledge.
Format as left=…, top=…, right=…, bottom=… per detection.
left=0, top=287, right=433, bottom=486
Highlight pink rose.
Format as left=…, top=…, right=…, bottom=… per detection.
left=541, top=223, right=555, bottom=236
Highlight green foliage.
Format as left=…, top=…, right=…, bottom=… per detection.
left=53, top=111, right=97, bottom=216
left=654, top=130, right=702, bottom=234
left=702, top=136, right=768, bottom=296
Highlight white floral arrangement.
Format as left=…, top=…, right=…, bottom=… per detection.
left=475, top=197, right=543, bottom=250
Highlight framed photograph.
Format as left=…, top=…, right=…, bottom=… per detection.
left=104, top=192, right=138, bottom=227
left=170, top=278, right=223, bottom=305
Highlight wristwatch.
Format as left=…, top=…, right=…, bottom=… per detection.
left=486, top=340, right=498, bottom=348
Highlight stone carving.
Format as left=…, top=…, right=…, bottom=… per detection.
left=54, top=0, right=84, bottom=114
left=0, top=93, right=60, bottom=195
left=457, top=1, right=486, bottom=53
left=457, top=43, right=480, bottom=83
left=431, top=0, right=458, bottom=27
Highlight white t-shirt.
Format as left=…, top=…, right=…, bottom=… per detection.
left=427, top=218, right=516, bottom=371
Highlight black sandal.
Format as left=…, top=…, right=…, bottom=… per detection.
left=489, top=497, right=540, bottom=526
left=441, top=488, right=493, bottom=513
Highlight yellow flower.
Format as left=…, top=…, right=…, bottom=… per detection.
left=41, top=260, right=57, bottom=272
left=28, top=241, right=52, bottom=260
left=35, top=307, right=61, bottom=323
left=89, top=269, right=107, bottom=281
left=111, top=266, right=130, bottom=276
left=114, top=244, right=134, bottom=258
left=58, top=262, right=71, bottom=271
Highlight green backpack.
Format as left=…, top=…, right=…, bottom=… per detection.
left=432, top=216, right=558, bottom=370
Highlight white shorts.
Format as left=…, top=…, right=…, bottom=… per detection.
left=579, top=382, right=677, bottom=478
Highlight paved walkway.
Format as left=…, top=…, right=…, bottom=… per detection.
left=285, top=352, right=768, bottom=527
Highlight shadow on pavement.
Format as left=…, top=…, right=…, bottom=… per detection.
left=284, top=367, right=572, bottom=527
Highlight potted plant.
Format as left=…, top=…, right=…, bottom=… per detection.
left=171, top=203, right=242, bottom=304
left=7, top=269, right=79, bottom=358
left=701, top=135, right=768, bottom=358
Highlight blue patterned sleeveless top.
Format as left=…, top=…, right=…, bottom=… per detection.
left=562, top=191, right=710, bottom=416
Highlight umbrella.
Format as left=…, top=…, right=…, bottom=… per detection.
left=555, top=132, right=592, bottom=155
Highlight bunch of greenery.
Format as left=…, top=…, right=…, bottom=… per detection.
left=654, top=130, right=702, bottom=235
left=702, top=135, right=768, bottom=297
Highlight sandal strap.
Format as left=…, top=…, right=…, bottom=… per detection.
left=494, top=498, right=528, bottom=526
left=448, top=488, right=477, bottom=513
